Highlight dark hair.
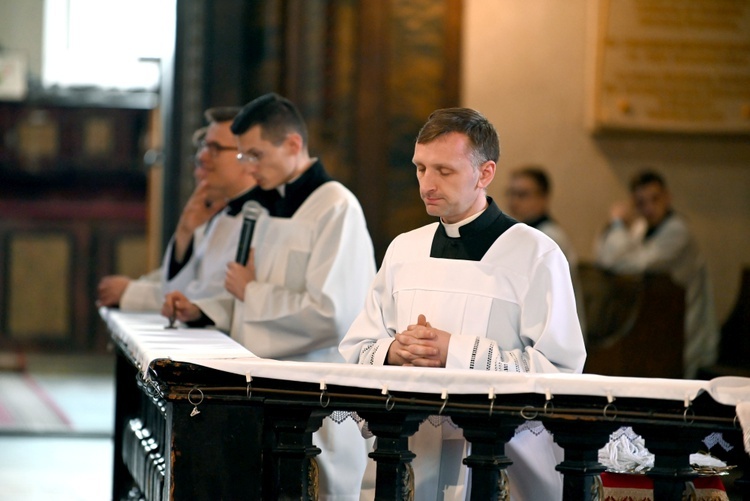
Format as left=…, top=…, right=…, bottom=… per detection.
left=512, top=165, right=551, bottom=195
left=630, top=169, right=667, bottom=193
left=204, top=106, right=241, bottom=124
left=416, top=107, right=500, bottom=168
left=231, top=93, right=308, bottom=146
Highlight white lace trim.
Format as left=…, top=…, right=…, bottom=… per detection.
left=327, top=412, right=549, bottom=438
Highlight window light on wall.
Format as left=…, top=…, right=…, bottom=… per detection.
left=42, top=0, right=175, bottom=91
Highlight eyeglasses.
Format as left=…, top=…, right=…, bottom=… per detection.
left=236, top=151, right=263, bottom=164
left=199, top=140, right=236, bottom=158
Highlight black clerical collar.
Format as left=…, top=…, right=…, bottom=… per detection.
left=430, top=197, right=518, bottom=261
left=225, top=187, right=266, bottom=216
left=644, top=210, right=674, bottom=240
left=271, top=159, right=333, bottom=218
left=525, top=214, right=551, bottom=229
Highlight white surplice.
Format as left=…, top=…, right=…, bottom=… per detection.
left=534, top=218, right=586, bottom=336
left=119, top=194, right=254, bottom=312
left=119, top=268, right=164, bottom=312
left=340, top=212, right=586, bottom=501
left=196, top=179, right=377, bottom=500
left=161, top=206, right=247, bottom=300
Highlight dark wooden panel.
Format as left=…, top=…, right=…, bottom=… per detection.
left=581, top=263, right=685, bottom=379
left=0, top=201, right=146, bottom=352
left=178, top=0, right=465, bottom=262
left=0, top=102, right=149, bottom=194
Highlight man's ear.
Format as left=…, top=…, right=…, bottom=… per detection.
left=285, top=132, right=303, bottom=155
left=477, top=160, right=496, bottom=190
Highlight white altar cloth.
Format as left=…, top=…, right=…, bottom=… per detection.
left=101, top=308, right=750, bottom=454
left=101, top=308, right=257, bottom=372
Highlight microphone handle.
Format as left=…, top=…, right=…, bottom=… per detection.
left=235, top=219, right=256, bottom=265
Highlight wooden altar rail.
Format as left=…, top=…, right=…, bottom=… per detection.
left=111, top=351, right=750, bottom=501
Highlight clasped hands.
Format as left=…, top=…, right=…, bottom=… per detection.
left=386, top=314, right=450, bottom=368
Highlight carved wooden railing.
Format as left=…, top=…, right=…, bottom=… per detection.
left=102, top=309, right=750, bottom=501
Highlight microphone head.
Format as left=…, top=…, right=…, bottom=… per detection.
left=241, top=200, right=263, bottom=221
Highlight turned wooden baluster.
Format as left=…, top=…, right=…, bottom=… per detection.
left=452, top=414, right=524, bottom=501
left=634, top=423, right=702, bottom=501
left=358, top=408, right=429, bottom=501
left=545, top=419, right=614, bottom=501
left=263, top=405, right=329, bottom=500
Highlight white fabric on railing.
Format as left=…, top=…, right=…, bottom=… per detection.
left=100, top=308, right=256, bottom=372
left=101, top=308, right=750, bottom=455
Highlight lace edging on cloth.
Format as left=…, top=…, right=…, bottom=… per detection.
left=326, top=412, right=548, bottom=437
left=327, top=410, right=360, bottom=425
left=703, top=432, right=733, bottom=452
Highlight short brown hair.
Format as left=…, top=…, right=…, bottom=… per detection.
left=416, top=107, right=500, bottom=168
left=204, top=106, right=242, bottom=124
left=630, top=169, right=667, bottom=193
left=231, top=93, right=308, bottom=146
left=511, top=165, right=551, bottom=195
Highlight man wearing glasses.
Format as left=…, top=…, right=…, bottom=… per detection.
left=505, top=165, right=585, bottom=335
left=97, top=107, right=270, bottom=311
left=162, top=93, right=376, bottom=499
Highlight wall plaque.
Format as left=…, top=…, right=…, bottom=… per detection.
left=592, top=0, right=750, bottom=134
left=0, top=52, right=28, bottom=101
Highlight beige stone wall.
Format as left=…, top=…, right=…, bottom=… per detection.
left=462, top=0, right=750, bottom=323
left=0, top=0, right=44, bottom=80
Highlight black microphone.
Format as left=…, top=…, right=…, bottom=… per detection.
left=235, top=201, right=262, bottom=265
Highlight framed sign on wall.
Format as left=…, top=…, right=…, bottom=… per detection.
left=590, top=0, right=750, bottom=135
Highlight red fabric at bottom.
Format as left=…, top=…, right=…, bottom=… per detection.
left=600, top=472, right=727, bottom=501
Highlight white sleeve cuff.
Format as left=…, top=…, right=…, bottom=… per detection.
left=445, top=334, right=481, bottom=370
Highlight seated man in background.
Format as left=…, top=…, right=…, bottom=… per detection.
left=162, top=93, right=376, bottom=499
left=505, top=165, right=585, bottom=335
left=594, top=169, right=719, bottom=379
left=340, top=107, right=586, bottom=501
left=97, top=107, right=266, bottom=311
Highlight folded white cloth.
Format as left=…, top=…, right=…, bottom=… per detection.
left=598, top=426, right=654, bottom=473
left=689, top=452, right=726, bottom=468
left=598, top=427, right=733, bottom=473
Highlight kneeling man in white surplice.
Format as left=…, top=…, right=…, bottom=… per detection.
left=340, top=107, right=587, bottom=501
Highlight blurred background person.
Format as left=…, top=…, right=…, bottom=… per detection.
left=97, top=107, right=263, bottom=311
left=96, top=126, right=206, bottom=309
left=506, top=165, right=585, bottom=336
left=594, top=169, right=719, bottom=379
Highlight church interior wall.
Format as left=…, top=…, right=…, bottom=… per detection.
left=462, top=0, right=750, bottom=323
left=1, top=0, right=748, bottom=349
